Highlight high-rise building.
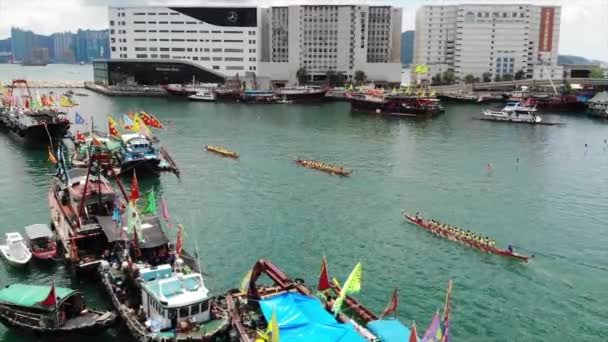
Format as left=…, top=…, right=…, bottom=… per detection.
left=75, top=29, right=110, bottom=62
left=259, top=5, right=402, bottom=84
left=11, top=27, right=34, bottom=61
left=51, top=32, right=75, bottom=63
left=108, top=6, right=261, bottom=77
left=413, top=4, right=563, bottom=82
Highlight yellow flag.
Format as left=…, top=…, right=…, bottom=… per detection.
left=130, top=114, right=141, bottom=132
left=266, top=307, right=280, bottom=342
left=239, top=271, right=252, bottom=293
left=332, top=262, right=362, bottom=316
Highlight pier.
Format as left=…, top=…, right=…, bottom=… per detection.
left=2, top=80, right=86, bottom=88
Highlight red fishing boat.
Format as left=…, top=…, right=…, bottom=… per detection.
left=403, top=212, right=531, bottom=262
left=24, top=224, right=57, bottom=260
left=346, top=91, right=444, bottom=117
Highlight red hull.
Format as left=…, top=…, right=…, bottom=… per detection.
left=403, top=214, right=530, bottom=262
left=31, top=245, right=57, bottom=260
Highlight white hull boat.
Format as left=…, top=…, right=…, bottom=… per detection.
left=188, top=91, right=217, bottom=101
left=481, top=101, right=542, bottom=124
left=0, top=232, right=32, bottom=267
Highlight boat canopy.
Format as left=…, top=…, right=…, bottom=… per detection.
left=259, top=292, right=366, bottom=342
left=0, top=284, right=77, bottom=310
left=98, top=215, right=169, bottom=249
left=24, top=224, right=53, bottom=240
left=367, top=319, right=412, bottom=342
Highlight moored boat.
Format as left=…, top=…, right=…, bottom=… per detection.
left=275, top=85, right=328, bottom=102
left=0, top=232, right=32, bottom=267
left=188, top=90, right=217, bottom=102
left=296, top=159, right=351, bottom=176
left=0, top=283, right=116, bottom=336
left=204, top=145, right=239, bottom=158
left=403, top=212, right=532, bottom=262
left=347, top=91, right=444, bottom=117
left=24, top=224, right=57, bottom=260
left=120, top=133, right=162, bottom=174
left=480, top=101, right=547, bottom=124
left=240, top=90, right=277, bottom=104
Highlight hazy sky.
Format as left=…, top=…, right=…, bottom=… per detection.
left=0, top=0, right=606, bottom=60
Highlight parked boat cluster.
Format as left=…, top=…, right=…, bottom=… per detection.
left=0, top=77, right=600, bottom=341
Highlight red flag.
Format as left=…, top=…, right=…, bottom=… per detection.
left=380, top=288, right=399, bottom=318
left=75, top=130, right=86, bottom=142
left=175, top=224, right=183, bottom=257
left=161, top=196, right=172, bottom=228
left=92, top=136, right=103, bottom=146
left=38, top=284, right=57, bottom=307
left=409, top=321, right=419, bottom=342
left=317, top=256, right=330, bottom=294
left=150, top=114, right=164, bottom=129
left=25, top=98, right=30, bottom=108
left=130, top=171, right=140, bottom=202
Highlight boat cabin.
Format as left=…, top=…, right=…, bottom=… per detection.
left=122, top=134, right=156, bottom=155
left=3, top=232, right=28, bottom=259
left=24, top=224, right=56, bottom=259
left=139, top=264, right=211, bottom=332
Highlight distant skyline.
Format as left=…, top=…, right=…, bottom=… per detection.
left=0, top=0, right=606, bottom=60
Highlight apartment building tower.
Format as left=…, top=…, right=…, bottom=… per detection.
left=413, top=4, right=563, bottom=82
left=259, top=5, right=403, bottom=84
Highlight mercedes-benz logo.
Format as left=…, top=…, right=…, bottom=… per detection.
left=227, top=11, right=238, bottom=23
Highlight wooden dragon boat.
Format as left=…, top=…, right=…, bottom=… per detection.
left=403, top=212, right=532, bottom=262
left=204, top=145, right=239, bottom=158
left=295, top=159, right=351, bottom=176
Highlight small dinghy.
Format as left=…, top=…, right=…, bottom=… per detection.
left=0, top=232, right=32, bottom=267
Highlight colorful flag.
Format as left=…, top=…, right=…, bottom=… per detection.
left=133, top=114, right=152, bottom=135
left=150, top=114, right=165, bottom=129
left=129, top=114, right=141, bottom=132
left=74, top=112, right=85, bottom=125
left=239, top=271, right=252, bottom=293
left=409, top=321, right=420, bottom=342
left=38, top=284, right=57, bottom=307
left=48, top=145, right=57, bottom=164
left=144, top=189, right=156, bottom=214
left=379, top=288, right=399, bottom=319
left=130, top=171, right=140, bottom=202
left=123, top=113, right=134, bottom=130
left=112, top=198, right=122, bottom=223
left=332, top=262, right=362, bottom=316
left=108, top=116, right=121, bottom=138
left=415, top=64, right=429, bottom=74
left=141, top=112, right=164, bottom=129
left=421, top=312, right=443, bottom=342
left=175, top=224, right=184, bottom=257
left=266, top=307, right=280, bottom=342
left=317, top=256, right=330, bottom=295
left=91, top=136, right=103, bottom=146
left=161, top=196, right=172, bottom=227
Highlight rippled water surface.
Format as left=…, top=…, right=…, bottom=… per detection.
left=1, top=66, right=607, bottom=341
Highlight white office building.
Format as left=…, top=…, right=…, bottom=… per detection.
left=108, top=6, right=261, bottom=77
left=413, top=4, right=563, bottom=82
left=258, top=5, right=403, bottom=84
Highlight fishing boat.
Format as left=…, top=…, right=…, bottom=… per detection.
left=275, top=85, right=327, bottom=102
left=188, top=90, right=217, bottom=102
left=437, top=93, right=483, bottom=103
left=295, top=159, right=351, bottom=176
left=0, top=80, right=70, bottom=142
left=101, top=261, right=230, bottom=342
left=0, top=284, right=116, bottom=335
left=227, top=259, right=441, bottom=342
left=403, top=212, right=532, bottom=262
left=49, top=150, right=128, bottom=274
left=346, top=91, right=444, bottom=117
left=204, top=145, right=239, bottom=158
left=162, top=82, right=219, bottom=97
left=240, top=90, right=277, bottom=104
left=0, top=232, right=32, bottom=267
left=120, top=133, right=162, bottom=173
left=24, top=224, right=57, bottom=260
left=70, top=130, right=122, bottom=172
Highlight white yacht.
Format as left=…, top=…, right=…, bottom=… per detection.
left=481, top=102, right=542, bottom=123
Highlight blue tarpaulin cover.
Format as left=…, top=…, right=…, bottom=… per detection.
left=259, top=292, right=367, bottom=342
left=367, top=319, right=412, bottom=342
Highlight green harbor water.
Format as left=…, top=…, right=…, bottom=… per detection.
left=1, top=66, right=608, bottom=341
